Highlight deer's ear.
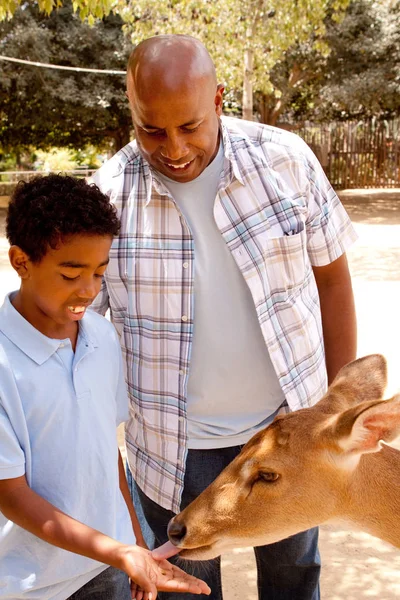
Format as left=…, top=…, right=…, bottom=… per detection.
left=331, top=354, right=387, bottom=402
left=319, top=355, right=388, bottom=413
left=332, top=396, right=400, bottom=455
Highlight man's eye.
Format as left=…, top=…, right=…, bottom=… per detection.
left=145, top=130, right=164, bottom=137
left=182, top=126, right=200, bottom=134
left=61, top=274, right=79, bottom=281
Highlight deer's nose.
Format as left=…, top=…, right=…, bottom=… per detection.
left=168, top=518, right=187, bottom=543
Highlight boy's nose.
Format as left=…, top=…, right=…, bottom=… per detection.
left=77, top=282, right=98, bottom=300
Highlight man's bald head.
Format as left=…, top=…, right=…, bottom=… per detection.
left=125, top=35, right=224, bottom=183
left=127, top=35, right=217, bottom=97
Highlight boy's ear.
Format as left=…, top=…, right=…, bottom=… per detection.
left=8, top=246, right=30, bottom=279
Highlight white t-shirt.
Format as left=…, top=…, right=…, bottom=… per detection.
left=0, top=294, right=134, bottom=599
left=158, top=141, right=285, bottom=448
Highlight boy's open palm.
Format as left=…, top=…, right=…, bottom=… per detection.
left=119, top=545, right=211, bottom=600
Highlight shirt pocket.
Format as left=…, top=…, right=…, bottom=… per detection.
left=262, top=224, right=309, bottom=301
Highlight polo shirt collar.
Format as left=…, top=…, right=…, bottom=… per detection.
left=0, top=293, right=97, bottom=365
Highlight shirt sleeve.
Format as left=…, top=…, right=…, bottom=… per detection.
left=111, top=329, right=129, bottom=427
left=301, top=141, right=358, bottom=267
left=0, top=401, right=25, bottom=480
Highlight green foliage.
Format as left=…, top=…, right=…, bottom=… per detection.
left=34, top=148, right=78, bottom=171
left=255, top=0, right=400, bottom=124
left=0, top=0, right=112, bottom=21
left=32, top=145, right=103, bottom=170
left=2, top=0, right=397, bottom=134
left=317, top=0, right=400, bottom=120
left=0, top=1, right=132, bottom=155
left=72, top=145, right=104, bottom=169
left=119, top=0, right=350, bottom=104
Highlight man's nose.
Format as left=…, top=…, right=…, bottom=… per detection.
left=162, top=134, right=189, bottom=161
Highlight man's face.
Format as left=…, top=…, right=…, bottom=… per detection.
left=128, top=77, right=224, bottom=182
left=12, top=234, right=112, bottom=338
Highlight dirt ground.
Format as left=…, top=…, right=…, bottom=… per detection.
left=1, top=188, right=400, bottom=599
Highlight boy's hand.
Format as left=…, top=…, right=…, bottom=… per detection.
left=118, top=545, right=210, bottom=600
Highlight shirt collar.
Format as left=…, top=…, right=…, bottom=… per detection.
left=0, top=293, right=97, bottom=365
left=219, top=118, right=246, bottom=186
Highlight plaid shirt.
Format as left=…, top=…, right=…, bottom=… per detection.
left=92, top=117, right=357, bottom=512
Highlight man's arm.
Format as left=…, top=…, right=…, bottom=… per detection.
left=0, top=476, right=210, bottom=597
left=313, top=253, right=357, bottom=385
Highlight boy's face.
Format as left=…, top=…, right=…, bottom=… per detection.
left=10, top=234, right=112, bottom=338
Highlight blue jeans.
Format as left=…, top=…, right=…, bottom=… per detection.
left=67, top=566, right=131, bottom=599
left=129, top=445, right=321, bottom=600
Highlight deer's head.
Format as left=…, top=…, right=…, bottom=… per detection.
left=168, top=355, right=400, bottom=559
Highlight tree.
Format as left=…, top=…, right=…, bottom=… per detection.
left=118, top=0, right=351, bottom=120
left=0, top=2, right=132, bottom=160
left=316, top=0, right=400, bottom=120
left=0, top=0, right=113, bottom=23
left=1, top=1, right=352, bottom=121
left=249, top=0, right=400, bottom=125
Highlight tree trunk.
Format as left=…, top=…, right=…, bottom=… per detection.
left=258, top=94, right=285, bottom=126
left=268, top=99, right=284, bottom=126
left=112, top=126, right=132, bottom=152
left=243, top=46, right=254, bottom=121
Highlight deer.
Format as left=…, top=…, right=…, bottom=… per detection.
left=155, top=354, right=400, bottom=561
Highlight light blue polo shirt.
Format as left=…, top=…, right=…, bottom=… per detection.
left=0, top=293, right=134, bottom=600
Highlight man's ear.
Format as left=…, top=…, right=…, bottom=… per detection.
left=8, top=246, right=30, bottom=279
left=331, top=396, right=400, bottom=455
left=215, top=84, right=224, bottom=116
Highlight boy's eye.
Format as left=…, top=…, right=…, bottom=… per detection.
left=61, top=274, right=79, bottom=281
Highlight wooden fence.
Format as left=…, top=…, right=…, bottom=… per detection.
left=297, top=119, right=400, bottom=189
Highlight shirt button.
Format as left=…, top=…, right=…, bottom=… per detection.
left=59, top=343, right=64, bottom=348
left=179, top=370, right=184, bottom=376
left=182, top=262, right=189, bottom=269
left=74, top=367, right=78, bottom=372
left=181, top=315, right=188, bottom=322
left=178, top=416, right=184, bottom=423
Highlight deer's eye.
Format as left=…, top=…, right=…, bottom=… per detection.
left=258, top=472, right=280, bottom=483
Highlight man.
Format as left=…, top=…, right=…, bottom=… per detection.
left=93, top=34, right=357, bottom=600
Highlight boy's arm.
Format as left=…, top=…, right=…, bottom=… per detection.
left=118, top=449, right=147, bottom=548
left=0, top=476, right=210, bottom=598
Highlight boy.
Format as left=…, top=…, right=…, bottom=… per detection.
left=0, top=175, right=209, bottom=600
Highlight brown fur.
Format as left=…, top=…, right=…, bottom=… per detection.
left=168, top=355, right=400, bottom=559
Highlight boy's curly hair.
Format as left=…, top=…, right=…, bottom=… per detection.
left=6, top=174, right=120, bottom=263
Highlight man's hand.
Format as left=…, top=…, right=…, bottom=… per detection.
left=118, top=545, right=211, bottom=600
